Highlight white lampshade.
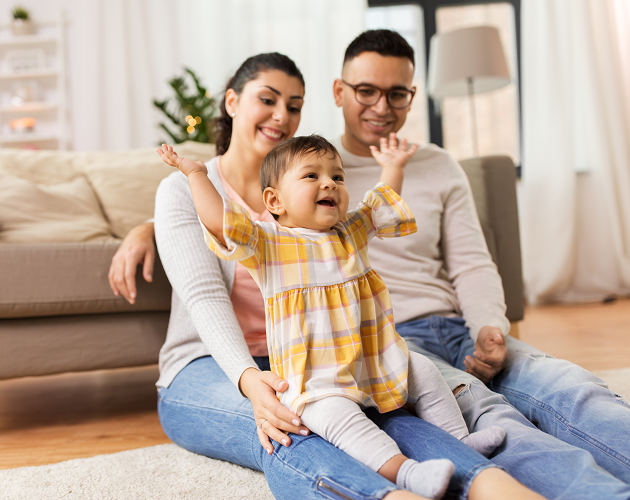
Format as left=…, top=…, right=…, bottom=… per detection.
left=427, top=26, right=511, bottom=98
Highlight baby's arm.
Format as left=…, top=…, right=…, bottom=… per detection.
left=369, top=133, right=419, bottom=195
left=156, top=144, right=226, bottom=246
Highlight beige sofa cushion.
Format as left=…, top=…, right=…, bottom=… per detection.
left=84, top=141, right=216, bottom=238
left=0, top=172, right=113, bottom=243
left=0, top=242, right=171, bottom=319
left=0, top=149, right=83, bottom=185
left=85, top=161, right=174, bottom=238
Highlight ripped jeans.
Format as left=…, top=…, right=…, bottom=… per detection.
left=158, top=355, right=495, bottom=500
left=397, top=315, right=630, bottom=499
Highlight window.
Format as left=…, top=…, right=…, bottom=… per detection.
left=368, top=0, right=522, bottom=169
left=366, top=5, right=429, bottom=145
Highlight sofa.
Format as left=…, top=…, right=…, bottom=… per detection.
left=0, top=146, right=523, bottom=380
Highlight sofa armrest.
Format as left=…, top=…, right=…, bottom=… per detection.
left=459, top=155, right=524, bottom=322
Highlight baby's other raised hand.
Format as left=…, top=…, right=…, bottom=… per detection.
left=369, top=133, right=418, bottom=170
left=156, top=143, right=207, bottom=177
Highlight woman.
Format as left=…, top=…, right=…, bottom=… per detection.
left=110, top=53, right=543, bottom=500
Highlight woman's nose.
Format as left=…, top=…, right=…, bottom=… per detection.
left=272, top=105, right=289, bottom=124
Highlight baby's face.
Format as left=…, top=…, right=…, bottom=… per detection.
left=269, top=152, right=350, bottom=230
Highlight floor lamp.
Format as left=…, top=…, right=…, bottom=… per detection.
left=427, top=26, right=511, bottom=157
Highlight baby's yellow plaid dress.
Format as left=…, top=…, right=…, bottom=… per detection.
left=203, top=183, right=417, bottom=415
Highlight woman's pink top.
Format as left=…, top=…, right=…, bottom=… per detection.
left=216, top=157, right=270, bottom=356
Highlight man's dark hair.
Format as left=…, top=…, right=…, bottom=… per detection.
left=261, top=135, right=340, bottom=220
left=343, top=29, right=415, bottom=67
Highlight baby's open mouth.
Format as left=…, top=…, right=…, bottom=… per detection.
left=317, top=198, right=336, bottom=207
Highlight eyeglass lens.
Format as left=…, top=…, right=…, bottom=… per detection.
left=354, top=85, right=412, bottom=108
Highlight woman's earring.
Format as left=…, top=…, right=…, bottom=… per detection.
left=231, top=112, right=235, bottom=117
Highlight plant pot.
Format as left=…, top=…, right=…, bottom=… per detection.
left=12, top=19, right=35, bottom=36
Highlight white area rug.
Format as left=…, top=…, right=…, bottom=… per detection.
left=1, top=368, right=628, bottom=500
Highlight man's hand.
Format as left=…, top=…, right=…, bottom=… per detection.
left=463, top=326, right=508, bottom=383
left=108, top=222, right=156, bottom=304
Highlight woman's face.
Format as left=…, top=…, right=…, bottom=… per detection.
left=227, top=70, right=305, bottom=160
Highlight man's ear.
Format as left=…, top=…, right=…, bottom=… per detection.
left=333, top=79, right=344, bottom=108
left=263, top=187, right=285, bottom=218
left=225, top=88, right=238, bottom=116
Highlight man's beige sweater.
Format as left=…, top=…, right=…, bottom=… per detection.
left=332, top=137, right=509, bottom=342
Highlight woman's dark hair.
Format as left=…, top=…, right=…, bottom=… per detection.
left=214, top=52, right=305, bottom=155
left=343, top=29, right=415, bottom=68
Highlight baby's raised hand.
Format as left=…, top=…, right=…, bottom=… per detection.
left=369, top=133, right=418, bottom=170
left=156, top=144, right=208, bottom=177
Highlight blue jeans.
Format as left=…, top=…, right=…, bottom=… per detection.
left=397, top=315, right=630, bottom=499
left=158, top=356, right=495, bottom=500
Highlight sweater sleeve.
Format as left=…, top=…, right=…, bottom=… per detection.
left=154, top=171, right=258, bottom=388
left=441, top=156, right=510, bottom=341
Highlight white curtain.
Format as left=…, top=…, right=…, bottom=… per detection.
left=520, top=0, right=630, bottom=304
left=23, top=0, right=366, bottom=151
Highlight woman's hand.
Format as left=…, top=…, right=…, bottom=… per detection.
left=239, top=368, right=310, bottom=454
left=157, top=144, right=207, bottom=177
left=108, top=222, right=156, bottom=304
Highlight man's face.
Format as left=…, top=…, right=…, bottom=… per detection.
left=334, top=52, right=415, bottom=156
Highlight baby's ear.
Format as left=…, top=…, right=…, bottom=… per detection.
left=263, top=187, right=285, bottom=217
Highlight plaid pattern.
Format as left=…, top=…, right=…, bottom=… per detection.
left=204, top=183, right=417, bottom=415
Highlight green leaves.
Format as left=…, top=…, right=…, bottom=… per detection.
left=12, top=6, right=30, bottom=20
left=153, top=67, right=217, bottom=145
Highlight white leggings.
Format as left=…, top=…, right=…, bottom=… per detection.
left=300, top=351, right=469, bottom=472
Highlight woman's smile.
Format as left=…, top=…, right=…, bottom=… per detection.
left=259, top=126, right=285, bottom=141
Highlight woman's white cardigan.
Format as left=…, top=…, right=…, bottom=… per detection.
left=154, top=157, right=258, bottom=389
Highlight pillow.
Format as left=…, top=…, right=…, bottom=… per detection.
left=85, top=160, right=175, bottom=238
left=0, top=172, right=113, bottom=243
left=84, top=142, right=216, bottom=238
left=0, top=149, right=83, bottom=185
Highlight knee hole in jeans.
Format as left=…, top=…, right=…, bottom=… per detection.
left=454, top=383, right=470, bottom=399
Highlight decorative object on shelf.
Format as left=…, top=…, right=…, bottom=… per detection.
left=6, top=49, right=46, bottom=74
left=428, top=26, right=510, bottom=157
left=10, top=116, right=36, bottom=133
left=153, top=67, right=217, bottom=144
left=11, top=5, right=35, bottom=36
left=10, top=81, right=40, bottom=106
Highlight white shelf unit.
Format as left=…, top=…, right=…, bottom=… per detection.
left=0, top=11, right=68, bottom=150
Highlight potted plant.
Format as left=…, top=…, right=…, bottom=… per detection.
left=11, top=6, right=35, bottom=36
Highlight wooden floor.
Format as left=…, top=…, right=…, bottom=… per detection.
left=1, top=299, right=629, bottom=471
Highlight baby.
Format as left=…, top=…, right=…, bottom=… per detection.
left=157, top=134, right=505, bottom=499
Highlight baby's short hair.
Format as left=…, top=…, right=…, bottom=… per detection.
left=260, top=134, right=340, bottom=193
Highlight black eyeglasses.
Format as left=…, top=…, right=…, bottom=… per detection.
left=341, top=80, right=416, bottom=109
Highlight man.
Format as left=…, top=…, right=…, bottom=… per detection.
left=110, top=30, right=630, bottom=499
left=331, top=29, right=630, bottom=499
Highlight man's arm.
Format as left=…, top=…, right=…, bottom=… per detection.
left=440, top=154, right=510, bottom=381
